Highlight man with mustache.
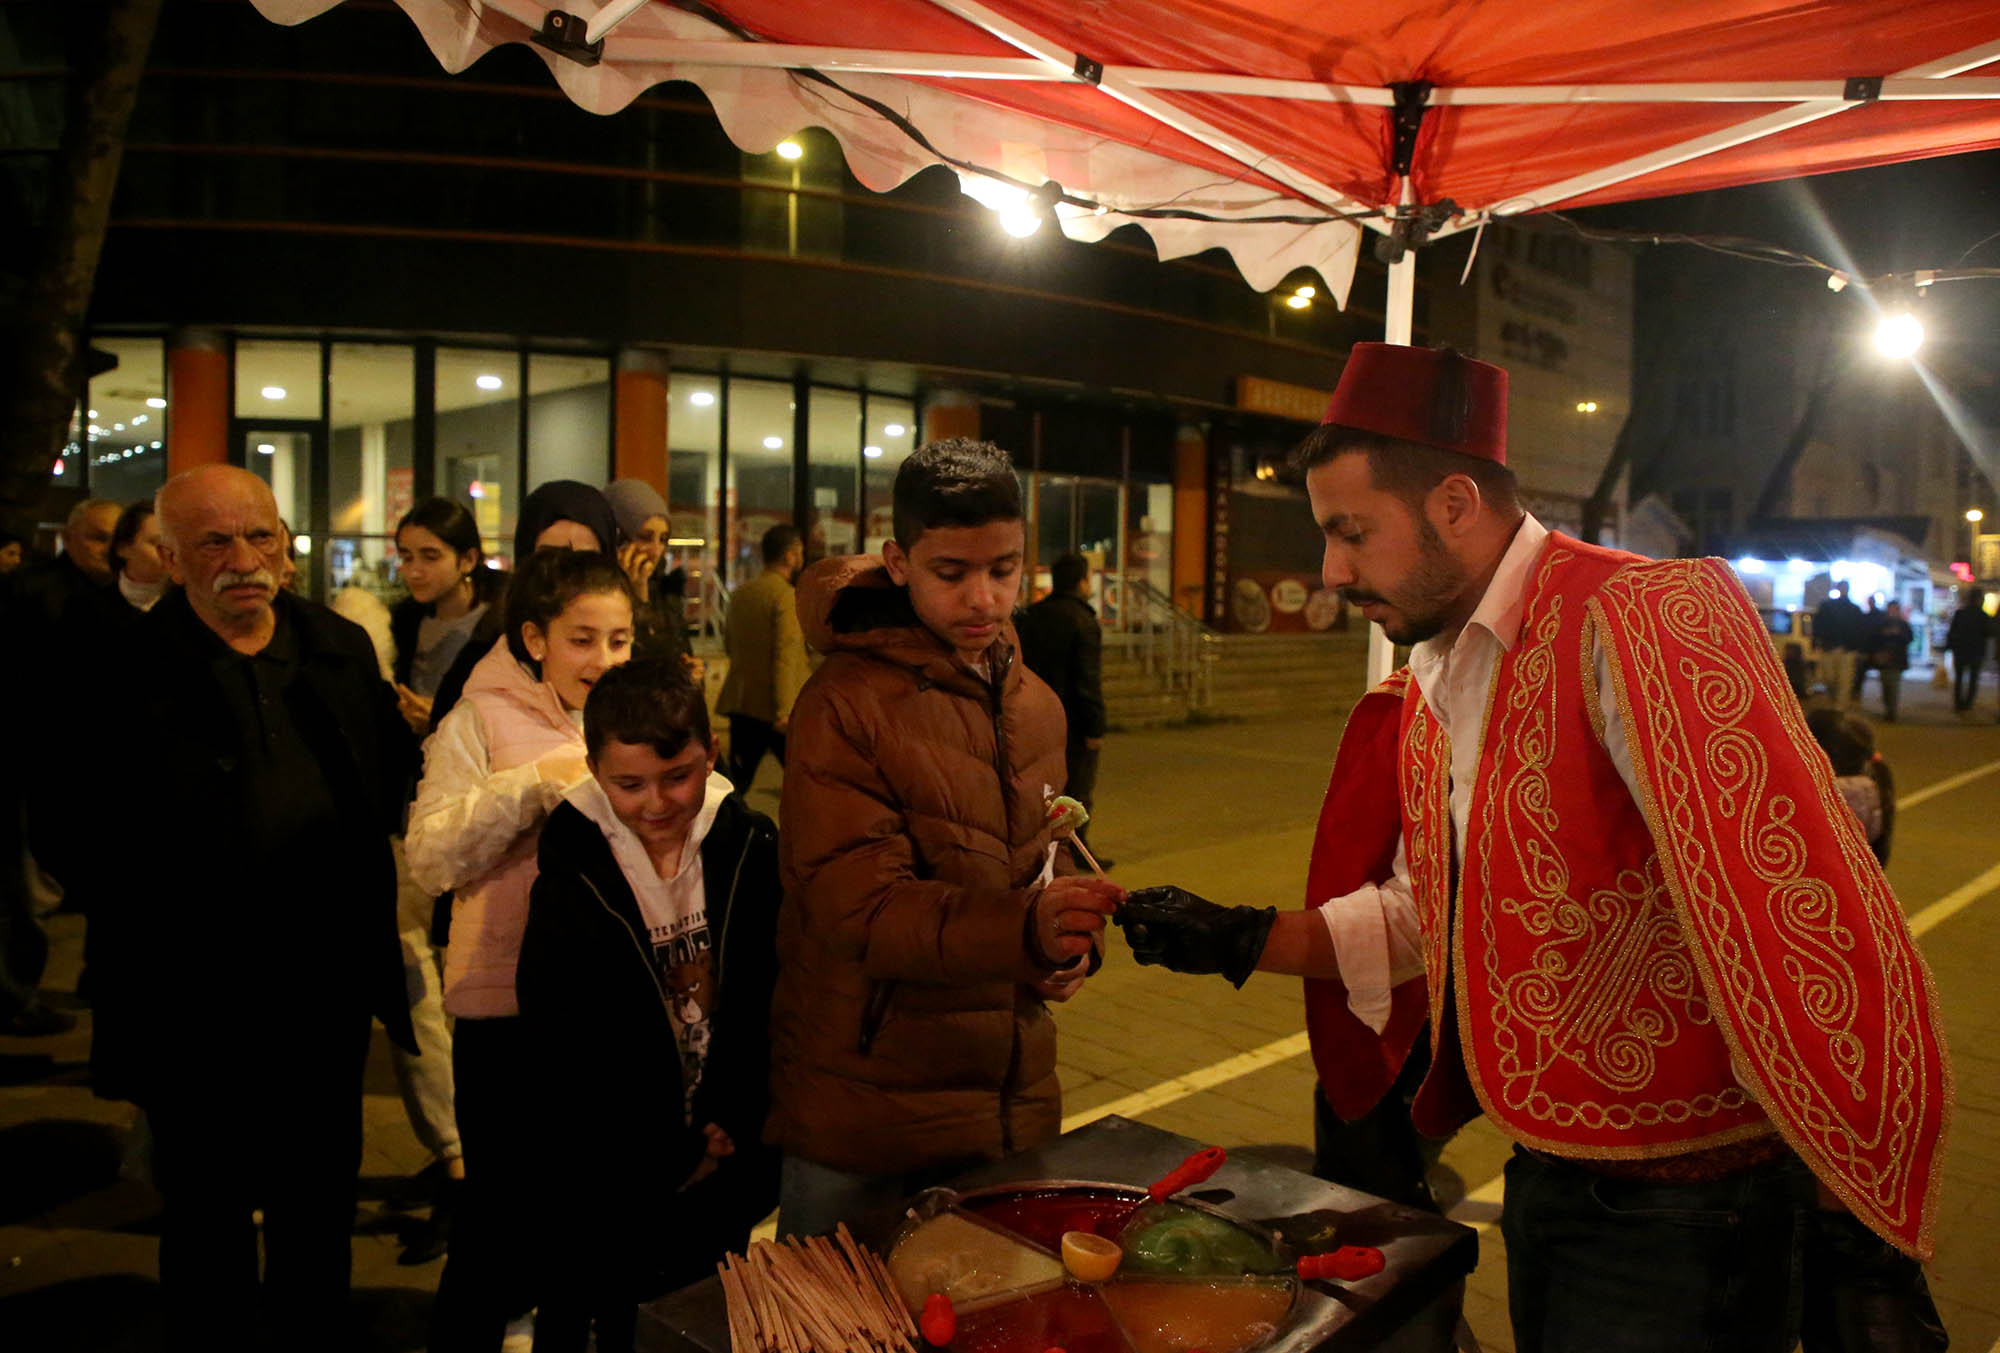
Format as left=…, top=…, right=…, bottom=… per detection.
left=50, top=464, right=417, bottom=1351
left=1116, top=346, right=1949, bottom=1352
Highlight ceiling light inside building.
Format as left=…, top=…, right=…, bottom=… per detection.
left=690, top=390, right=715, bottom=407
left=863, top=445, right=884, bottom=459
left=257, top=443, right=276, bottom=455
left=146, top=397, right=167, bottom=409
left=262, top=386, right=287, bottom=400
left=884, top=423, right=906, bottom=436
left=476, top=374, right=504, bottom=391
left=763, top=436, right=783, bottom=450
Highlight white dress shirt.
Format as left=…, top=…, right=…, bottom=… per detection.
left=1320, top=515, right=1645, bottom=1032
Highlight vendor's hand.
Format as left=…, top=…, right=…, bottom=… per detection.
left=1031, top=876, right=1124, bottom=966
left=1118, top=885, right=1276, bottom=989
left=683, top=655, right=707, bottom=682
left=395, top=683, right=434, bottom=736
left=682, top=1122, right=735, bottom=1190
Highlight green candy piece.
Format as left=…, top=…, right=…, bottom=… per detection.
left=1118, top=1204, right=1283, bottom=1277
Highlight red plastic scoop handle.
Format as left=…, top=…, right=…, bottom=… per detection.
left=921, top=1293, right=956, bottom=1347
left=1147, top=1146, right=1228, bottom=1203
left=1298, top=1246, right=1385, bottom=1282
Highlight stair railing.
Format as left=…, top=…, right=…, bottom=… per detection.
left=1114, top=575, right=1216, bottom=711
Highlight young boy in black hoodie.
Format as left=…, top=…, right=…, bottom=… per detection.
left=518, top=657, right=781, bottom=1353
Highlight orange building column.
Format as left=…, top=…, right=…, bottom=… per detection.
left=166, top=327, right=229, bottom=473
left=614, top=348, right=670, bottom=489
left=922, top=389, right=979, bottom=444
left=1171, top=422, right=1208, bottom=616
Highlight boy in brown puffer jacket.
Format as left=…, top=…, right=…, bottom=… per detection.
left=767, top=439, right=1125, bottom=1238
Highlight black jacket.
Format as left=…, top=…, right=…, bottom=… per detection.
left=1946, top=603, right=1992, bottom=658
left=1015, top=591, right=1107, bottom=743
left=52, top=589, right=418, bottom=1100
left=517, top=791, right=782, bottom=1295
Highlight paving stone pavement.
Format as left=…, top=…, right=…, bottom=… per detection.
left=5, top=669, right=2000, bottom=1351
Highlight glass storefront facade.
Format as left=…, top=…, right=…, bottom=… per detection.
left=70, top=331, right=1176, bottom=628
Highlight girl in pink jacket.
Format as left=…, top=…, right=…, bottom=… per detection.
left=407, top=547, right=636, bottom=1351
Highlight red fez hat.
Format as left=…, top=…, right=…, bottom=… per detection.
left=1320, top=343, right=1508, bottom=465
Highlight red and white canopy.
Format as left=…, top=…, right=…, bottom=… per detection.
left=246, top=0, right=2000, bottom=307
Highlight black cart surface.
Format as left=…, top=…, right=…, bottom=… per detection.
left=637, top=1115, right=1478, bottom=1353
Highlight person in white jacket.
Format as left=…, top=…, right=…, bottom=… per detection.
left=406, top=547, right=636, bottom=1353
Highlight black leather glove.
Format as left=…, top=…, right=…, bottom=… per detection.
left=1117, top=886, right=1275, bottom=989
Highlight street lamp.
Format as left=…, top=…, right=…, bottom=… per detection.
left=1967, top=509, right=1985, bottom=524
left=1874, top=311, right=1924, bottom=358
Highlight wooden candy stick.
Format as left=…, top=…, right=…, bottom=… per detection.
left=758, top=1242, right=848, bottom=1353
left=839, top=1226, right=911, bottom=1328
left=800, top=1237, right=879, bottom=1342
left=831, top=1225, right=909, bottom=1344
left=745, top=1251, right=796, bottom=1353
left=824, top=1235, right=907, bottom=1348
left=720, top=1256, right=752, bottom=1353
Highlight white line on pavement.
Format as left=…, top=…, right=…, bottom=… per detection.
left=1909, top=859, right=2000, bottom=937
left=1062, top=1031, right=1312, bottom=1133
left=1897, top=755, right=2000, bottom=809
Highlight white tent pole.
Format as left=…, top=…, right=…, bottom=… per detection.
left=1366, top=178, right=1419, bottom=689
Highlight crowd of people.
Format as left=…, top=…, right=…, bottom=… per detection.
left=0, top=344, right=1958, bottom=1353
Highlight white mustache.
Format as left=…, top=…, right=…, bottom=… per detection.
left=213, top=569, right=276, bottom=595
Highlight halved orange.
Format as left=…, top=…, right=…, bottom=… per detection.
left=1061, top=1230, right=1122, bottom=1282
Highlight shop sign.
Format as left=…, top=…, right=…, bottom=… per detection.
left=1206, top=444, right=1231, bottom=626
left=1235, top=376, right=1334, bottom=425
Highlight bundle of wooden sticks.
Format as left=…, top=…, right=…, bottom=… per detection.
left=717, top=1226, right=917, bottom=1353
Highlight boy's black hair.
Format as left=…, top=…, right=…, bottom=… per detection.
left=505, top=546, right=635, bottom=668
left=891, top=438, right=1022, bottom=548
left=583, top=656, right=712, bottom=762
left=1050, top=552, right=1088, bottom=597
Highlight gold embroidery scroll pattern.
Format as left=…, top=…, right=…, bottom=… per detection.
left=1403, top=702, right=1453, bottom=1034
left=1605, top=561, right=1922, bottom=1212
left=1654, top=568, right=1896, bottom=1124
left=1479, top=559, right=1738, bottom=1125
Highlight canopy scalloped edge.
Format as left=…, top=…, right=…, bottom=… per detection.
left=245, top=0, right=1362, bottom=303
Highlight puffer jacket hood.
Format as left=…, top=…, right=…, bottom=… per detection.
left=769, top=553, right=1073, bottom=1175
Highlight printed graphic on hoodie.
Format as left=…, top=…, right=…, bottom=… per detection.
left=648, top=912, right=713, bottom=1118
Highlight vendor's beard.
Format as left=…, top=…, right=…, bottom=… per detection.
left=1341, top=520, right=1467, bottom=646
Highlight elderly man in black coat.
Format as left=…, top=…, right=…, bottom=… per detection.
left=1017, top=552, right=1110, bottom=866
left=46, top=465, right=417, bottom=1352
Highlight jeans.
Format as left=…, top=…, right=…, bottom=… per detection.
left=1501, top=1145, right=1816, bottom=1353
left=778, top=1155, right=967, bottom=1240
left=1877, top=668, right=1903, bottom=721
left=1952, top=653, right=1983, bottom=711
left=429, top=1016, right=539, bottom=1353
left=727, top=715, right=786, bottom=794
left=388, top=843, right=459, bottom=1164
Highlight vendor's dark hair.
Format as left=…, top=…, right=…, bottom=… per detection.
left=109, top=501, right=152, bottom=575
left=583, top=657, right=711, bottom=762
left=892, top=438, right=1021, bottom=547
left=505, top=547, right=635, bottom=668
left=1287, top=426, right=1519, bottom=516
left=398, top=497, right=504, bottom=604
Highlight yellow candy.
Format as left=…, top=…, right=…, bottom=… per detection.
left=1061, top=1230, right=1122, bottom=1282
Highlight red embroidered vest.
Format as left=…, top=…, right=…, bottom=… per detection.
left=1399, top=535, right=1771, bottom=1156
left=1379, top=533, right=1948, bottom=1258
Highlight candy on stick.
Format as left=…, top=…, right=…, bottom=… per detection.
left=1045, top=795, right=1107, bottom=877
left=921, top=1293, right=957, bottom=1348
left=1297, top=1246, right=1385, bottom=1282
